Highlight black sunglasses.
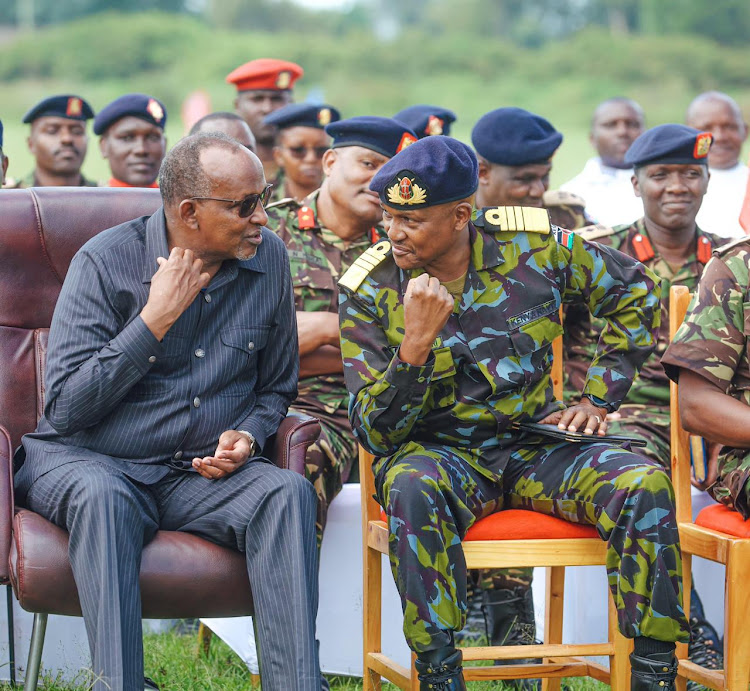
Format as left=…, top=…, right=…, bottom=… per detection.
left=190, top=184, right=274, bottom=218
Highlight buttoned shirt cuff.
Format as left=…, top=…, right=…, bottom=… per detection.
left=116, top=315, right=164, bottom=375
left=582, top=366, right=631, bottom=413
left=384, top=349, right=435, bottom=394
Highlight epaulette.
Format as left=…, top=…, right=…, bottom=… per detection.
left=264, top=197, right=297, bottom=210
left=543, top=189, right=587, bottom=208
left=578, top=223, right=615, bottom=241
left=473, top=206, right=550, bottom=234
left=715, top=234, right=750, bottom=257
left=338, top=240, right=392, bottom=292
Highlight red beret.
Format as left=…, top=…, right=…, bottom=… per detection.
left=226, top=59, right=304, bottom=92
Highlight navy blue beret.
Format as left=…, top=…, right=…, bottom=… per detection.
left=393, top=104, right=456, bottom=138
left=471, top=107, right=563, bottom=166
left=325, top=116, right=417, bottom=159
left=23, top=95, right=94, bottom=123
left=263, top=103, right=341, bottom=130
left=625, top=124, right=712, bottom=168
left=93, top=93, right=167, bottom=135
left=370, top=135, right=478, bottom=210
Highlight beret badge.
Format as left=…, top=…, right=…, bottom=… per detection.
left=694, top=132, right=712, bottom=159
left=276, top=70, right=292, bottom=89
left=396, top=132, right=417, bottom=153
left=147, top=98, right=164, bottom=123
left=426, top=115, right=444, bottom=136
left=66, top=97, right=83, bottom=117
left=387, top=173, right=427, bottom=206
left=317, top=108, right=332, bottom=126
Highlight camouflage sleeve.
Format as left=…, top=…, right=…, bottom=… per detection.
left=558, top=232, right=662, bottom=409
left=662, top=255, right=745, bottom=391
left=338, top=287, right=434, bottom=457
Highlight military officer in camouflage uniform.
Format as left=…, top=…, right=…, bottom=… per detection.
left=663, top=236, right=750, bottom=517
left=263, top=103, right=341, bottom=205
left=4, top=95, right=97, bottom=189
left=265, top=116, right=417, bottom=544
left=339, top=135, right=688, bottom=690
left=566, top=124, right=727, bottom=682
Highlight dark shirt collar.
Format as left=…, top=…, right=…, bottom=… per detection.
left=142, top=208, right=267, bottom=284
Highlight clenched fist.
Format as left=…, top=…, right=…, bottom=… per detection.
left=399, top=273, right=455, bottom=366
left=141, top=247, right=211, bottom=341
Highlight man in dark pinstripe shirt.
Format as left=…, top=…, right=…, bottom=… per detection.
left=15, top=133, right=322, bottom=691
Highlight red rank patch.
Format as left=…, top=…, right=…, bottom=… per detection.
left=632, top=233, right=655, bottom=262
left=697, top=236, right=712, bottom=264
left=297, top=206, right=316, bottom=229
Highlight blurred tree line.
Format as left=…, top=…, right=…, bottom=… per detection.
left=3, top=0, right=750, bottom=46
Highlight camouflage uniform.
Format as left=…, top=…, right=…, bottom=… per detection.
left=266, top=190, right=382, bottom=542
left=339, top=207, right=689, bottom=653
left=565, top=218, right=724, bottom=467
left=268, top=168, right=288, bottom=205
left=663, top=237, right=750, bottom=518
left=3, top=171, right=98, bottom=189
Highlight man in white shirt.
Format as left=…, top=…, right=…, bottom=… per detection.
left=562, top=97, right=645, bottom=226
left=686, top=91, right=748, bottom=239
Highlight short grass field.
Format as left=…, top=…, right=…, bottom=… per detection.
left=0, top=626, right=610, bottom=689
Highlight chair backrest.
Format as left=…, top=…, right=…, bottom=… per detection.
left=0, top=187, right=162, bottom=451
left=669, top=285, right=695, bottom=524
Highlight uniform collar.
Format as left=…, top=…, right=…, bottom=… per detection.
left=628, top=217, right=714, bottom=266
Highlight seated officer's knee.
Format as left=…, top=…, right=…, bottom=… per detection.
left=613, top=459, right=675, bottom=499
left=381, top=456, right=442, bottom=512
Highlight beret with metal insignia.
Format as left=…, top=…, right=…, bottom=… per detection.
left=226, top=58, right=304, bottom=92
left=23, top=94, right=95, bottom=124
left=471, top=107, right=563, bottom=166
left=393, top=104, right=457, bottom=139
left=325, top=116, right=417, bottom=159
left=370, top=135, right=478, bottom=210
left=263, top=103, right=341, bottom=130
left=93, top=93, right=167, bottom=135
left=624, top=124, right=712, bottom=168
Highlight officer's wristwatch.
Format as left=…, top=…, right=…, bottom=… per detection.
left=583, top=395, right=617, bottom=414
left=237, top=430, right=258, bottom=457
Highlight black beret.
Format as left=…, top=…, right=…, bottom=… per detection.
left=325, top=116, right=417, bottom=159
left=93, top=93, right=167, bottom=135
left=393, top=104, right=456, bottom=138
left=370, top=135, right=478, bottom=210
left=23, top=95, right=94, bottom=124
left=471, top=107, right=563, bottom=166
left=625, top=124, right=712, bottom=168
left=263, top=103, right=341, bottom=130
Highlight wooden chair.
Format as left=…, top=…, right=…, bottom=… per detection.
left=360, top=335, right=633, bottom=690
left=669, top=284, right=750, bottom=691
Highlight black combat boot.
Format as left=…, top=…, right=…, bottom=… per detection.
left=483, top=586, right=540, bottom=690
left=687, top=586, right=723, bottom=690
left=630, top=650, right=678, bottom=690
left=415, top=646, right=467, bottom=691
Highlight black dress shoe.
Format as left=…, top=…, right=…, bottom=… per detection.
left=630, top=650, right=678, bottom=691
left=415, top=648, right=466, bottom=691
left=144, top=677, right=160, bottom=690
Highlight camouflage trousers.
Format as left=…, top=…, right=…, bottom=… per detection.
left=289, top=404, right=358, bottom=546
left=474, top=404, right=672, bottom=593
left=375, top=439, right=689, bottom=654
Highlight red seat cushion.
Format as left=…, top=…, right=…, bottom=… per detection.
left=695, top=503, right=750, bottom=538
left=379, top=508, right=598, bottom=540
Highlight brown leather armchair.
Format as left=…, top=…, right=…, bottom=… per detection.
left=0, top=188, right=320, bottom=690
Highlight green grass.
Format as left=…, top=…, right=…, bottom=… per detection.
left=0, top=626, right=610, bottom=690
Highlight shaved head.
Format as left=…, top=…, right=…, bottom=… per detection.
left=591, top=97, right=644, bottom=129
left=686, top=91, right=747, bottom=169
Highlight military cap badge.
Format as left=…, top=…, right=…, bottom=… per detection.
left=318, top=108, right=332, bottom=126
left=386, top=172, right=428, bottom=206
left=147, top=98, right=164, bottom=123
left=276, top=71, right=292, bottom=89
left=694, top=132, right=712, bottom=159
left=425, top=115, right=444, bottom=136
left=66, top=97, right=83, bottom=118
left=396, top=132, right=417, bottom=153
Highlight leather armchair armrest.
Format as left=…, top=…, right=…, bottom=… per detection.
left=265, top=413, right=320, bottom=476
left=0, top=426, right=14, bottom=584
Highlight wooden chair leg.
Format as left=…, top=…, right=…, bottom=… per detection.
left=23, top=612, right=47, bottom=691
left=196, top=622, right=213, bottom=656
left=410, top=651, right=419, bottom=691
left=724, top=540, right=750, bottom=690
left=608, top=592, right=632, bottom=691
left=674, top=553, right=691, bottom=691
left=363, top=542, right=383, bottom=691
left=541, top=566, right=564, bottom=691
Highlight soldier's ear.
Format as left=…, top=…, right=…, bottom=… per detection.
left=99, top=135, right=110, bottom=160
left=631, top=171, right=641, bottom=198
left=477, top=158, right=491, bottom=185
left=272, top=146, right=284, bottom=168
left=453, top=201, right=473, bottom=229
left=321, top=148, right=337, bottom=177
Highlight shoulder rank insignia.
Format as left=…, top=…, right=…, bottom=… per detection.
left=715, top=234, right=750, bottom=257
left=552, top=225, right=575, bottom=250
left=297, top=205, right=317, bottom=230
left=474, top=206, right=550, bottom=233
left=542, top=189, right=586, bottom=207
left=578, top=223, right=615, bottom=241
left=339, top=240, right=392, bottom=292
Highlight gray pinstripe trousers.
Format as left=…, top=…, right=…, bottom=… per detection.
left=24, top=458, right=321, bottom=691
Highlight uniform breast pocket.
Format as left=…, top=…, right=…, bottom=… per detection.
left=425, top=346, right=457, bottom=411
left=219, top=326, right=270, bottom=396
left=508, top=308, right=563, bottom=386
